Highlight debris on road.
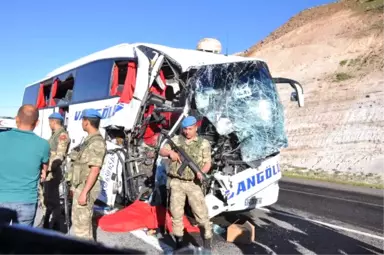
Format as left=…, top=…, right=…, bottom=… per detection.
left=226, top=220, right=255, bottom=244
left=212, top=224, right=226, bottom=235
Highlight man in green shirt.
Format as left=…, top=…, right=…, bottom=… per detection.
left=0, top=105, right=50, bottom=226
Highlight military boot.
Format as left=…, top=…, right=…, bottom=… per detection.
left=203, top=238, right=212, bottom=250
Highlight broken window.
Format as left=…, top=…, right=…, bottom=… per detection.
left=43, top=83, right=52, bottom=103
left=118, top=61, right=137, bottom=104
left=110, top=60, right=137, bottom=104
left=36, top=80, right=53, bottom=108
left=110, top=61, right=128, bottom=97
left=50, top=74, right=75, bottom=107
left=190, top=61, right=288, bottom=162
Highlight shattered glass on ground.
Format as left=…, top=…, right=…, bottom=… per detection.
left=190, top=60, right=288, bottom=162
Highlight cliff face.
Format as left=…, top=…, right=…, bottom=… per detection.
left=240, top=0, right=384, bottom=183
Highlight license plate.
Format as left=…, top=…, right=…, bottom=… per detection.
left=245, top=196, right=262, bottom=207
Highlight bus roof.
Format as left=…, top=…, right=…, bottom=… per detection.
left=130, top=43, right=265, bottom=72
left=25, top=43, right=265, bottom=88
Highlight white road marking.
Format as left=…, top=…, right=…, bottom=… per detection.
left=257, top=212, right=306, bottom=234
left=130, top=229, right=174, bottom=254
left=259, top=208, right=384, bottom=241
left=290, top=240, right=317, bottom=255
left=254, top=241, right=277, bottom=255
left=281, top=188, right=383, bottom=208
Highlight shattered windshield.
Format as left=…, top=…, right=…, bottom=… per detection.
left=190, top=60, right=288, bottom=163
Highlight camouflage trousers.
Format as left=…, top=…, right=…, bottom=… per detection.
left=71, top=182, right=100, bottom=241
left=38, top=183, right=45, bottom=214
left=169, top=178, right=212, bottom=239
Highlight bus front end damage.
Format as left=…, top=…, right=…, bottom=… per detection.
left=98, top=46, right=304, bottom=218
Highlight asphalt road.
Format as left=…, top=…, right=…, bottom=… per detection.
left=94, top=177, right=384, bottom=254
left=278, top=177, right=384, bottom=234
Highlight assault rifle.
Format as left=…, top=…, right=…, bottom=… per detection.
left=61, top=141, right=72, bottom=234
left=160, top=130, right=209, bottom=182
left=61, top=160, right=71, bottom=234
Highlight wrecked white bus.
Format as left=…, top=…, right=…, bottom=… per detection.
left=21, top=43, right=304, bottom=218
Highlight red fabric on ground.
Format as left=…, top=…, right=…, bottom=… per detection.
left=98, top=200, right=200, bottom=234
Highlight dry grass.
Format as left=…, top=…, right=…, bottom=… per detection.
left=334, top=72, right=354, bottom=82
left=355, top=0, right=384, bottom=12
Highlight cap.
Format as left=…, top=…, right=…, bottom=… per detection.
left=82, top=109, right=102, bottom=119
left=181, top=116, right=197, bottom=128
left=48, top=112, right=64, bottom=121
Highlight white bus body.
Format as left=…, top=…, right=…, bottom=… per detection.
left=22, top=43, right=304, bottom=218
left=0, top=117, right=16, bottom=132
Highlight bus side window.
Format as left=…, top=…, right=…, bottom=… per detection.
left=71, top=59, right=114, bottom=103
left=110, top=60, right=134, bottom=97
left=36, top=80, right=53, bottom=109
left=22, top=84, right=40, bottom=105
left=49, top=74, right=75, bottom=107
left=43, top=84, right=52, bottom=103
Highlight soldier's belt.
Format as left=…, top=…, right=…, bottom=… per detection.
left=167, top=174, right=194, bottom=182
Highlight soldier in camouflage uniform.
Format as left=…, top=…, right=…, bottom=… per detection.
left=67, top=109, right=106, bottom=241
left=159, top=116, right=213, bottom=250
left=41, top=112, right=70, bottom=230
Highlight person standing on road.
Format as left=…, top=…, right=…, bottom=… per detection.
left=67, top=109, right=106, bottom=241
left=159, top=116, right=213, bottom=250
left=40, top=112, right=70, bottom=230
left=0, top=105, right=49, bottom=226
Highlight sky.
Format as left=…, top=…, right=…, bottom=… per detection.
left=0, top=0, right=335, bottom=116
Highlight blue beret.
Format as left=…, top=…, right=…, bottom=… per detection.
left=48, top=112, right=64, bottom=121
left=82, top=109, right=102, bottom=119
left=181, top=116, right=197, bottom=128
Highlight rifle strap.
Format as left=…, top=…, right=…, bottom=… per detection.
left=77, top=134, right=105, bottom=159
left=179, top=135, right=203, bottom=148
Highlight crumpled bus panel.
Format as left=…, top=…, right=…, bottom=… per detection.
left=191, top=61, right=288, bottom=162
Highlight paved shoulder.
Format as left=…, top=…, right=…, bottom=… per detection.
left=281, top=176, right=384, bottom=197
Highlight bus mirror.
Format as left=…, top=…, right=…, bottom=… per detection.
left=290, top=91, right=298, bottom=102
left=292, top=85, right=304, bottom=107
left=272, top=77, right=304, bottom=107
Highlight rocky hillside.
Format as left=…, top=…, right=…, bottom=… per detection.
left=241, top=0, right=384, bottom=186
